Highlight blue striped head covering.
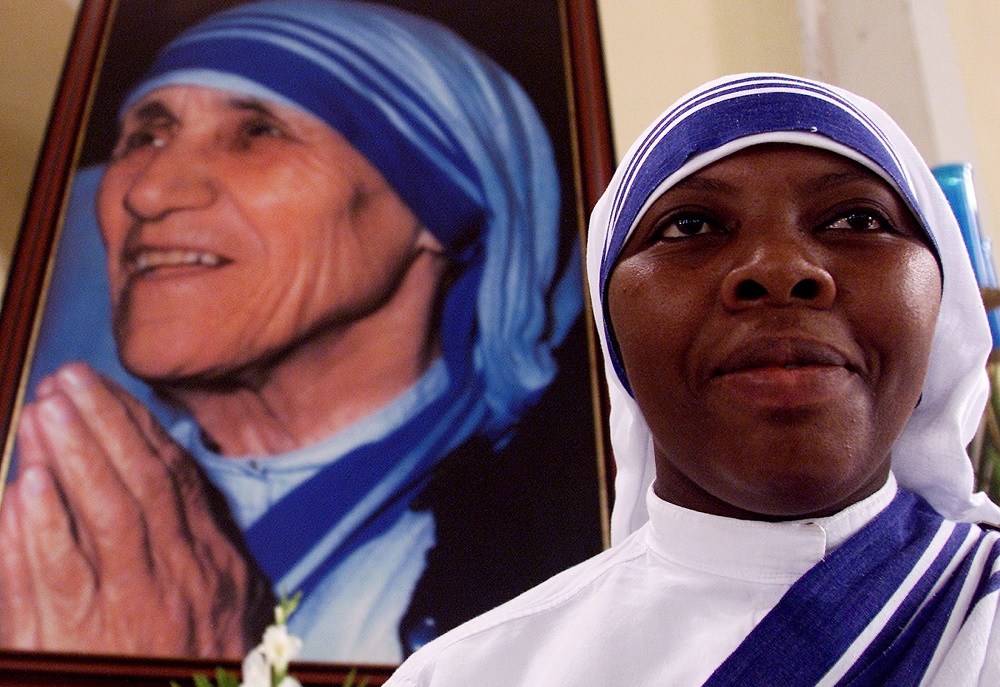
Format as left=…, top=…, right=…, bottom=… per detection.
left=123, top=0, right=578, bottom=435
left=587, top=73, right=1000, bottom=542
left=102, top=0, right=585, bottom=614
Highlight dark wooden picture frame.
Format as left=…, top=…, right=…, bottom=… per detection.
left=0, top=0, right=614, bottom=684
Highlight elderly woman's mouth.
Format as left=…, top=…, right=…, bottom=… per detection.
left=126, top=248, right=231, bottom=275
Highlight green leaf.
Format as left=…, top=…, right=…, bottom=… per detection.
left=215, top=667, right=240, bottom=687
left=275, top=589, right=303, bottom=625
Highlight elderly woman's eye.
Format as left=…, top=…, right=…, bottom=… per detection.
left=233, top=118, right=288, bottom=151
left=823, top=210, right=891, bottom=233
left=114, top=129, right=165, bottom=158
left=244, top=118, right=285, bottom=139
left=655, top=213, right=718, bottom=240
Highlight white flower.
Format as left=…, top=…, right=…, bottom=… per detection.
left=239, top=647, right=271, bottom=687
left=262, top=623, right=304, bottom=674
left=276, top=678, right=303, bottom=687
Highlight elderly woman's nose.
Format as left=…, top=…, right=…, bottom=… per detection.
left=123, top=145, right=218, bottom=221
left=719, top=233, right=836, bottom=311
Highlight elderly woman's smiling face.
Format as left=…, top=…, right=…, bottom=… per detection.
left=608, top=144, right=942, bottom=520
left=98, top=85, right=434, bottom=384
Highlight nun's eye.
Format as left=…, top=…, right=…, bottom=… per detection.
left=821, top=209, right=892, bottom=233
left=654, top=213, right=720, bottom=240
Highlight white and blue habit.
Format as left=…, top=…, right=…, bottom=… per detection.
left=385, top=73, right=1000, bottom=686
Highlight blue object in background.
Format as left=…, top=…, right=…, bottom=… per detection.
left=933, top=163, right=1000, bottom=349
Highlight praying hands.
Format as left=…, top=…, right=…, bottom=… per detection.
left=0, top=363, right=273, bottom=657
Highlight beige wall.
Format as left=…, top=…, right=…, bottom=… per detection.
left=2, top=1, right=999, bottom=281
left=596, top=0, right=804, bottom=158
left=948, top=0, right=1000, bottom=245
left=597, top=0, right=1000, bottom=258
left=0, top=0, right=78, bottom=281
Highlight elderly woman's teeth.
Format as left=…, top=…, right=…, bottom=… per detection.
left=133, top=249, right=222, bottom=273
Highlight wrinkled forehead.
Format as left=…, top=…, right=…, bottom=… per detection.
left=597, top=75, right=935, bottom=300
left=120, top=82, right=316, bottom=127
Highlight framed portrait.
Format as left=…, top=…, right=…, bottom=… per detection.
left=0, top=0, right=614, bottom=684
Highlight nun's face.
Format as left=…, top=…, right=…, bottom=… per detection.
left=608, top=144, right=941, bottom=520
left=98, top=85, right=435, bottom=383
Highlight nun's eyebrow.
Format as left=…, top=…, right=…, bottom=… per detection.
left=131, top=96, right=284, bottom=122
left=807, top=168, right=881, bottom=192
left=669, top=175, right=740, bottom=195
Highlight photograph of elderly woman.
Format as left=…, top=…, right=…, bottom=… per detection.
left=0, top=0, right=606, bottom=666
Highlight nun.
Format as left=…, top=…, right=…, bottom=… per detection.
left=0, top=0, right=598, bottom=664
left=385, top=73, right=1000, bottom=686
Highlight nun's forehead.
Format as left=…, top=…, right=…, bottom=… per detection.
left=626, top=135, right=934, bottom=251
left=599, top=78, right=933, bottom=296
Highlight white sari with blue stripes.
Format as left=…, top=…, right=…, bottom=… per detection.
left=386, top=72, right=1000, bottom=685
left=704, top=490, right=999, bottom=686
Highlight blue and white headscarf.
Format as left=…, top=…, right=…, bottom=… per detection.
left=124, top=0, right=577, bottom=436
left=587, top=73, right=1000, bottom=543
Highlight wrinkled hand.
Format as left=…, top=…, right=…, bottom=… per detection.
left=0, top=363, right=275, bottom=657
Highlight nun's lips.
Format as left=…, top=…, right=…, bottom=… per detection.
left=709, top=337, right=859, bottom=408
left=713, top=337, right=854, bottom=375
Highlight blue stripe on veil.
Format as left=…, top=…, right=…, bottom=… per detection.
left=704, top=491, right=999, bottom=687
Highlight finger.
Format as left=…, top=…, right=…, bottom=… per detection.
left=47, top=364, right=170, bottom=492
left=103, top=376, right=207, bottom=497
left=0, top=406, right=52, bottom=645
left=52, top=369, right=258, bottom=602
left=54, top=365, right=198, bottom=515
left=66, top=375, right=253, bottom=657
left=51, top=366, right=239, bottom=605
left=16, top=464, right=102, bottom=642
left=32, top=384, right=150, bottom=577
left=65, top=367, right=216, bottom=550
left=102, top=377, right=225, bottom=542
left=0, top=484, right=40, bottom=648
left=99, top=379, right=264, bottom=636
left=14, top=398, right=55, bottom=472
